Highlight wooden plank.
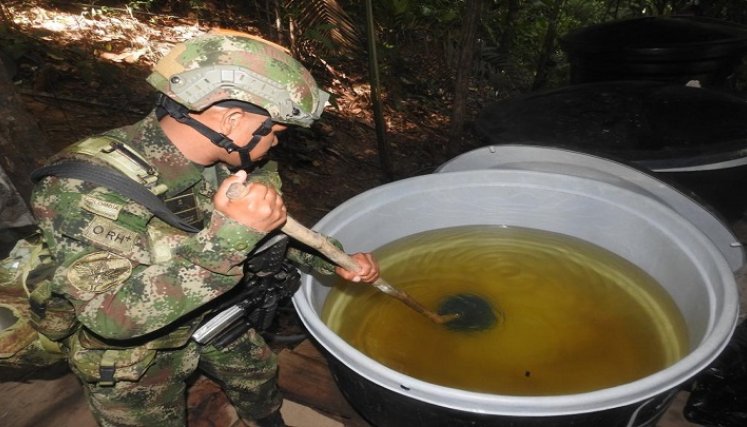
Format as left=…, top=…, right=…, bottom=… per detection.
left=278, top=340, right=370, bottom=427
left=187, top=375, right=241, bottom=427
left=290, top=338, right=330, bottom=364
left=0, top=365, right=96, bottom=427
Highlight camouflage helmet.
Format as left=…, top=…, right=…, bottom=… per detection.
left=146, top=30, right=329, bottom=127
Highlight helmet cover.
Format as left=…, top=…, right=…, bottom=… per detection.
left=147, top=31, right=329, bottom=127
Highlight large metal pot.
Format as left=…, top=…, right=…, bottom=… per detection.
left=292, top=162, right=740, bottom=426
left=436, top=145, right=744, bottom=272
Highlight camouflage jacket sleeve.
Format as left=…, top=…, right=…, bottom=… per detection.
left=31, top=175, right=266, bottom=341
left=250, top=162, right=341, bottom=275
left=286, top=240, right=342, bottom=276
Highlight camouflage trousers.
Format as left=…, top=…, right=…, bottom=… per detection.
left=72, top=329, right=281, bottom=427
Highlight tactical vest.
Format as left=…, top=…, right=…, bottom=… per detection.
left=59, top=135, right=212, bottom=384
left=0, top=134, right=205, bottom=370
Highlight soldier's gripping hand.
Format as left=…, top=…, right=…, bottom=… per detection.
left=336, top=252, right=380, bottom=284
left=213, top=170, right=287, bottom=232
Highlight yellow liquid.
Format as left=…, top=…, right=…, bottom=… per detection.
left=322, top=225, right=689, bottom=396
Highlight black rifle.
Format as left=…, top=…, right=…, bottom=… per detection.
left=192, top=234, right=300, bottom=349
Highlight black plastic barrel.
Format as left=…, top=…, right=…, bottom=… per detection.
left=475, top=80, right=747, bottom=220
left=560, top=16, right=747, bottom=87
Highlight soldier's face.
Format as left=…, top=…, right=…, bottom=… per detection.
left=226, top=114, right=286, bottom=166
left=247, top=123, right=286, bottom=161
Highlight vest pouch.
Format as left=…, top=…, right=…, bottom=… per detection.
left=0, top=236, right=66, bottom=368
left=69, top=331, right=157, bottom=385
left=0, top=301, right=65, bottom=368
left=28, top=280, right=78, bottom=341
left=0, top=303, right=36, bottom=358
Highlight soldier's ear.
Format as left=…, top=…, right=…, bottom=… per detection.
left=219, top=108, right=245, bottom=135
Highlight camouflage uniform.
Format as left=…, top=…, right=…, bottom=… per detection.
left=30, top=33, right=334, bottom=426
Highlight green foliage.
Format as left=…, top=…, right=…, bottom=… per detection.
left=303, top=23, right=341, bottom=52
left=380, top=0, right=410, bottom=16
left=285, top=0, right=362, bottom=56
left=127, top=0, right=198, bottom=9
left=378, top=0, right=461, bottom=24
left=126, top=0, right=159, bottom=11
left=266, top=0, right=747, bottom=105
left=417, top=1, right=461, bottom=24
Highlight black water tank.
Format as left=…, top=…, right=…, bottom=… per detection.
left=475, top=81, right=747, bottom=220
left=560, top=16, right=747, bottom=87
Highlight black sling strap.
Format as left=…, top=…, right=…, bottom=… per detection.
left=31, top=159, right=200, bottom=233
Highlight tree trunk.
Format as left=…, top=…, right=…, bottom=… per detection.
left=604, top=0, right=622, bottom=20
left=498, top=0, right=520, bottom=57
left=0, top=54, right=53, bottom=206
left=447, top=0, right=482, bottom=157
left=532, top=0, right=565, bottom=91
left=365, top=0, right=394, bottom=181
left=273, top=0, right=284, bottom=45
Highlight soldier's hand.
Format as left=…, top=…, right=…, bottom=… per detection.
left=214, top=170, right=287, bottom=232
left=336, top=252, right=380, bottom=283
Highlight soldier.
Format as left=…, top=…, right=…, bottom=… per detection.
left=30, top=31, right=379, bottom=427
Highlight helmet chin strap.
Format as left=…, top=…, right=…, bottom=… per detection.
left=235, top=118, right=274, bottom=170
left=156, top=94, right=274, bottom=171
